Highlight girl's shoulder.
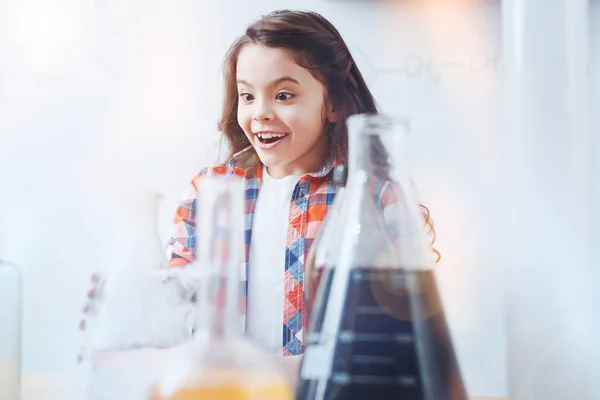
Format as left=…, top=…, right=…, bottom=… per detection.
left=188, top=163, right=243, bottom=189
left=191, top=146, right=262, bottom=185
left=186, top=151, right=261, bottom=191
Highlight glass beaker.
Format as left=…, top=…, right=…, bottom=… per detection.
left=298, top=114, right=467, bottom=400
left=0, top=260, right=22, bottom=400
left=150, top=175, right=293, bottom=400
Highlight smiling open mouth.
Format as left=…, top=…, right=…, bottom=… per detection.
left=256, top=133, right=288, bottom=144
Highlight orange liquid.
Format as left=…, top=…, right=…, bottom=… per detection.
left=150, top=371, right=294, bottom=400
left=151, top=382, right=293, bottom=400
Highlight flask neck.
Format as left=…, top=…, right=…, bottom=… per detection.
left=344, top=114, right=434, bottom=270
left=347, top=115, right=396, bottom=183
left=128, top=191, right=165, bottom=269
left=193, top=178, right=244, bottom=340
left=194, top=269, right=241, bottom=340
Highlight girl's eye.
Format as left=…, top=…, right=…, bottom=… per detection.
left=240, top=93, right=254, bottom=102
left=276, top=92, right=293, bottom=101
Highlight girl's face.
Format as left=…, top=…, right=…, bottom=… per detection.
left=236, top=44, right=338, bottom=178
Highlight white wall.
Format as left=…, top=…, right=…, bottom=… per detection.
left=0, top=0, right=597, bottom=397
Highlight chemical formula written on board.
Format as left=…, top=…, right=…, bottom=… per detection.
left=351, top=47, right=501, bottom=84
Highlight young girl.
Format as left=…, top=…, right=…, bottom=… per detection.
left=166, top=8, right=436, bottom=360
left=82, top=9, right=437, bottom=378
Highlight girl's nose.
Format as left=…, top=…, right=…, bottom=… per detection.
left=252, top=100, right=275, bottom=122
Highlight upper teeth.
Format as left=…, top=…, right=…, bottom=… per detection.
left=257, top=133, right=286, bottom=139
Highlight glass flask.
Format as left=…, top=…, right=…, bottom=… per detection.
left=79, top=191, right=195, bottom=400
left=150, top=175, right=294, bottom=400
left=84, top=191, right=190, bottom=351
left=304, top=165, right=347, bottom=331
left=0, top=260, right=22, bottom=400
left=298, top=114, right=467, bottom=400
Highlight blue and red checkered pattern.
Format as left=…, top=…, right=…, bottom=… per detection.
left=166, top=146, right=340, bottom=355
left=165, top=146, right=422, bottom=355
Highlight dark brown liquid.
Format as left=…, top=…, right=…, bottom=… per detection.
left=298, top=268, right=467, bottom=400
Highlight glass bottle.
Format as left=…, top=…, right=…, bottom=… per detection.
left=150, top=175, right=294, bottom=400
left=0, top=260, right=22, bottom=400
left=298, top=114, right=467, bottom=400
left=304, top=165, right=347, bottom=331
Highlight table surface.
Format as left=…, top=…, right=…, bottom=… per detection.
left=20, top=372, right=506, bottom=400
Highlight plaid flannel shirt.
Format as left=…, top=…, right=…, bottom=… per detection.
left=166, top=146, right=415, bottom=355
left=167, top=146, right=341, bottom=356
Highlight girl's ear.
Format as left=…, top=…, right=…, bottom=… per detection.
left=325, top=100, right=340, bottom=123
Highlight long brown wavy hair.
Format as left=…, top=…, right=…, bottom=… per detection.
left=217, top=9, right=440, bottom=262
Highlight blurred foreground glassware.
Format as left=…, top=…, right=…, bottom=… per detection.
left=79, top=191, right=194, bottom=400
left=0, top=260, right=22, bottom=400
left=150, top=175, right=293, bottom=400
left=502, top=0, right=597, bottom=398
left=298, top=114, right=467, bottom=400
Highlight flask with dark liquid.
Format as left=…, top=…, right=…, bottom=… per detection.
left=297, top=114, right=467, bottom=400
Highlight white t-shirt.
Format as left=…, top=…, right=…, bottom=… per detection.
left=246, top=166, right=301, bottom=354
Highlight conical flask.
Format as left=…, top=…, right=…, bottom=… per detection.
left=79, top=191, right=194, bottom=400
left=84, top=192, right=189, bottom=353
left=150, top=175, right=294, bottom=400
left=304, top=165, right=348, bottom=331
left=298, top=114, right=467, bottom=400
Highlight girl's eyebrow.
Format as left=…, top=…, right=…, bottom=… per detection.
left=236, top=76, right=301, bottom=87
